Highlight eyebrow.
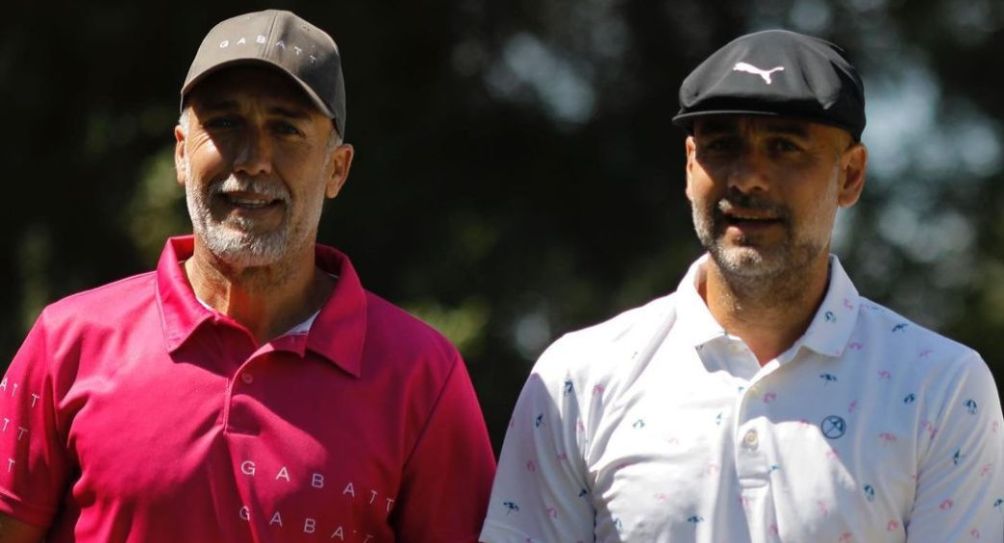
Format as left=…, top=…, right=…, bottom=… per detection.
left=199, top=99, right=240, bottom=112
left=268, top=105, right=312, bottom=120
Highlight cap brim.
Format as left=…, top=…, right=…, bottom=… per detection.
left=673, top=109, right=786, bottom=128
left=671, top=109, right=860, bottom=140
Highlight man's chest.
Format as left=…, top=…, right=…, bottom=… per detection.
left=582, top=349, right=922, bottom=542
left=61, top=345, right=404, bottom=542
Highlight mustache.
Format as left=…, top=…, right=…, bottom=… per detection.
left=209, top=176, right=290, bottom=202
left=716, top=190, right=788, bottom=220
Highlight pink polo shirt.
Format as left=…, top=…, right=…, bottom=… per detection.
left=0, top=236, right=495, bottom=542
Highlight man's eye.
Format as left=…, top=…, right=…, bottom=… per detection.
left=702, top=137, right=740, bottom=153
left=273, top=121, right=303, bottom=136
left=769, top=139, right=800, bottom=153
left=203, top=117, right=240, bottom=129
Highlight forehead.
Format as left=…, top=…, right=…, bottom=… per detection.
left=691, top=115, right=853, bottom=144
left=692, top=115, right=816, bottom=137
left=186, top=65, right=323, bottom=116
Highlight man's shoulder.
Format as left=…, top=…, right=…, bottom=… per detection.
left=853, top=296, right=983, bottom=371
left=37, top=271, right=158, bottom=326
left=532, top=292, right=678, bottom=382
left=359, top=290, right=462, bottom=362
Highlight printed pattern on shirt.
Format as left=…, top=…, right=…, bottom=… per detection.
left=481, top=255, right=1004, bottom=543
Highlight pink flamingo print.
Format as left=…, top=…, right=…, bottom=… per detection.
left=978, top=464, right=991, bottom=477
left=526, top=461, right=537, bottom=472
left=763, top=392, right=777, bottom=403
left=887, top=520, right=899, bottom=531
left=970, top=528, right=981, bottom=539
left=939, top=498, right=954, bottom=511
left=878, top=432, right=897, bottom=444
left=592, top=384, right=605, bottom=396
left=545, top=506, right=557, bottom=519
left=919, top=349, right=933, bottom=358
left=817, top=500, right=829, bottom=517
left=654, top=493, right=668, bottom=503
left=848, top=400, right=858, bottom=414
left=843, top=298, right=854, bottom=310
left=878, top=370, right=892, bottom=380
left=849, top=342, right=864, bottom=350
left=839, top=532, right=853, bottom=543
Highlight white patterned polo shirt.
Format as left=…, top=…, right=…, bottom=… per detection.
left=481, top=255, right=1004, bottom=543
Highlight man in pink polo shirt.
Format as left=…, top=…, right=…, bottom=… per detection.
left=0, top=10, right=495, bottom=542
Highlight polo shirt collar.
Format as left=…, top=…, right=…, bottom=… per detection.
left=155, top=236, right=367, bottom=377
left=672, top=253, right=861, bottom=359
left=306, top=244, right=367, bottom=377
left=673, top=255, right=729, bottom=348
left=799, top=255, right=860, bottom=358
left=157, top=236, right=213, bottom=352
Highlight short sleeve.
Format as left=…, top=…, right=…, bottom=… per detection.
left=906, top=352, right=1004, bottom=542
left=0, top=311, right=71, bottom=527
left=390, top=352, right=496, bottom=543
left=480, top=339, right=595, bottom=543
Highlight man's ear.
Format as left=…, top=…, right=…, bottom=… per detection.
left=837, top=142, right=868, bottom=208
left=174, top=124, right=187, bottom=187
left=684, top=136, right=697, bottom=203
left=325, top=143, right=355, bottom=199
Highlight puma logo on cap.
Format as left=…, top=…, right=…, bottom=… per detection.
left=733, top=62, right=785, bottom=84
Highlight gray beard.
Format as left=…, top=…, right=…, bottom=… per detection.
left=183, top=159, right=315, bottom=269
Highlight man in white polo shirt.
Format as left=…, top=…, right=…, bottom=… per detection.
left=481, top=30, right=1003, bottom=542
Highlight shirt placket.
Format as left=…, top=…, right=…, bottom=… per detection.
left=224, top=351, right=271, bottom=436
left=727, top=339, right=776, bottom=542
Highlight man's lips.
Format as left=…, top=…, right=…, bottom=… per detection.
left=216, top=191, right=285, bottom=210
left=724, top=212, right=782, bottom=226
left=718, top=201, right=785, bottom=228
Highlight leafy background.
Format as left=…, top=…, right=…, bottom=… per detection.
left=2, top=0, right=1002, bottom=450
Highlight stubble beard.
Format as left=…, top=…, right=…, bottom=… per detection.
left=183, top=158, right=322, bottom=269
left=691, top=195, right=825, bottom=302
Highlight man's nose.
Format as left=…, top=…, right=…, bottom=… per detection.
left=233, top=128, right=273, bottom=176
left=726, top=147, right=770, bottom=195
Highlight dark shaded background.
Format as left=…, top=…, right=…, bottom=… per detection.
left=2, top=0, right=1002, bottom=452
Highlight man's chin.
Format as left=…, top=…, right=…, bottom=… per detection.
left=197, top=229, right=287, bottom=268
left=709, top=246, right=782, bottom=277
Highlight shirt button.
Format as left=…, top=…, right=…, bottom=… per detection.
left=742, top=429, right=759, bottom=450
left=241, top=373, right=254, bottom=384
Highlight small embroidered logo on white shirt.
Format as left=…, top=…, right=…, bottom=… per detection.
left=733, top=62, right=785, bottom=84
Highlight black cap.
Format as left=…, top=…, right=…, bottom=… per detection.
left=673, top=30, right=865, bottom=140
left=182, top=10, right=347, bottom=137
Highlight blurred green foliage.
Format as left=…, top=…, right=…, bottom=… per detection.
left=2, top=0, right=1002, bottom=451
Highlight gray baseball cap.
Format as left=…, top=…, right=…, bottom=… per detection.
left=181, top=10, right=347, bottom=136
left=673, top=30, right=865, bottom=141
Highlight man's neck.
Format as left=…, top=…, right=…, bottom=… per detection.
left=700, top=255, right=831, bottom=365
left=184, top=243, right=334, bottom=344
